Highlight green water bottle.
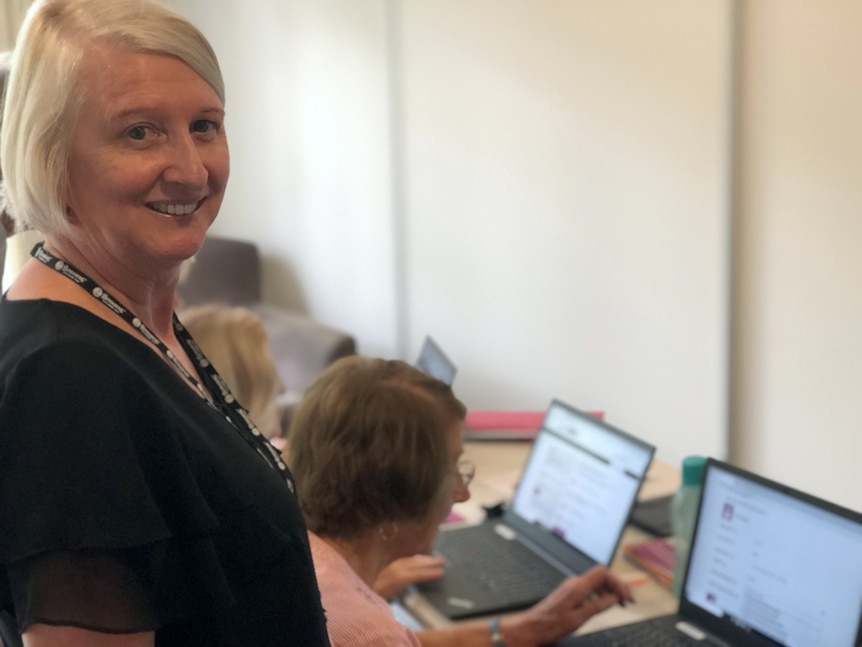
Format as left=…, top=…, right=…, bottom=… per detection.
left=670, top=455, right=706, bottom=599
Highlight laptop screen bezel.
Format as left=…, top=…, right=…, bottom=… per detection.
left=677, top=458, right=862, bottom=647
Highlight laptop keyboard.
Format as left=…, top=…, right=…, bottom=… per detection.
left=568, top=616, right=702, bottom=646
left=436, top=524, right=566, bottom=602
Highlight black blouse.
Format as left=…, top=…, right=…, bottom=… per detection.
left=0, top=299, right=331, bottom=645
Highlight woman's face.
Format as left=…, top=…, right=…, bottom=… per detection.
left=66, top=43, right=229, bottom=274
left=396, top=420, right=470, bottom=557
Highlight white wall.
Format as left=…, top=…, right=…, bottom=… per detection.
left=396, top=0, right=730, bottom=469
left=732, top=0, right=862, bottom=510
left=176, top=0, right=399, bottom=359
left=169, top=0, right=861, bottom=511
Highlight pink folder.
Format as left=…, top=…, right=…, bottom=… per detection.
left=464, top=409, right=604, bottom=441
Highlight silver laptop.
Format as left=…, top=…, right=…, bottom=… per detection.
left=418, top=399, right=655, bottom=619
left=561, top=458, right=862, bottom=646
left=414, top=335, right=457, bottom=386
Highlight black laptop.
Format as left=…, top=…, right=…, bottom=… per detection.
left=414, top=335, right=457, bottom=385
left=418, top=399, right=655, bottom=619
left=559, top=458, right=862, bottom=646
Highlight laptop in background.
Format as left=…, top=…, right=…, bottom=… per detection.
left=561, top=458, right=862, bottom=646
left=415, top=335, right=457, bottom=385
left=414, top=338, right=586, bottom=440
left=418, top=399, right=655, bottom=619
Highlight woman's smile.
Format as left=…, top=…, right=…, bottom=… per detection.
left=147, top=198, right=206, bottom=216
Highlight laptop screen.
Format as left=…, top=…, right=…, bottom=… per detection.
left=683, top=460, right=862, bottom=647
left=510, top=400, right=654, bottom=565
left=415, top=335, right=456, bottom=385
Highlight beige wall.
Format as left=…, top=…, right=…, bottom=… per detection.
left=731, top=0, right=862, bottom=509
left=0, top=1, right=30, bottom=49
left=395, top=0, right=730, bottom=471
left=181, top=1, right=400, bottom=360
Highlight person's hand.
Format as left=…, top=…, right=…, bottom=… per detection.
left=499, top=565, right=634, bottom=647
left=373, top=554, right=447, bottom=600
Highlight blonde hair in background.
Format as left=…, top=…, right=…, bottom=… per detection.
left=0, top=50, right=11, bottom=228
left=180, top=304, right=282, bottom=440
left=0, top=0, right=224, bottom=238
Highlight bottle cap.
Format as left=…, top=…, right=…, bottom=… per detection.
left=681, top=455, right=707, bottom=486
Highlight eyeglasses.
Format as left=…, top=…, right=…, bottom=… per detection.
left=456, top=459, right=476, bottom=488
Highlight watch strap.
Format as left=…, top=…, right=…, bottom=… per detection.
left=489, top=616, right=505, bottom=646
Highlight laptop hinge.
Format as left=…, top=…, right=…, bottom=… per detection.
left=493, top=522, right=588, bottom=576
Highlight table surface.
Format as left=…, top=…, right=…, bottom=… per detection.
left=402, top=439, right=681, bottom=636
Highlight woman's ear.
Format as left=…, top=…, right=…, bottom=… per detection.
left=64, top=204, right=79, bottom=225
left=378, top=521, right=400, bottom=543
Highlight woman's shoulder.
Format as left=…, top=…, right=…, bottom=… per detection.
left=0, top=298, right=159, bottom=375
left=0, top=298, right=188, bottom=457
left=323, top=589, right=420, bottom=647
left=308, top=534, right=420, bottom=647
left=1, top=295, right=127, bottom=334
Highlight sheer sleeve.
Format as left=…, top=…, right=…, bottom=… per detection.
left=9, top=550, right=158, bottom=633
left=0, top=341, right=237, bottom=633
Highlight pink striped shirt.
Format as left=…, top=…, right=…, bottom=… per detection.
left=309, top=532, right=421, bottom=647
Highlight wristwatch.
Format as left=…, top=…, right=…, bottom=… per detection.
left=489, top=616, right=505, bottom=646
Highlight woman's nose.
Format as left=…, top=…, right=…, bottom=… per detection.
left=163, top=133, right=208, bottom=187
left=453, top=474, right=471, bottom=503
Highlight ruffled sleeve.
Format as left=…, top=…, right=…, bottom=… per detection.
left=0, top=340, right=237, bottom=633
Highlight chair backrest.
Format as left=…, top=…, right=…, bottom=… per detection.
left=179, top=235, right=262, bottom=307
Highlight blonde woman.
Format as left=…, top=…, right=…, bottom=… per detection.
left=180, top=304, right=285, bottom=447
left=0, top=1, right=329, bottom=643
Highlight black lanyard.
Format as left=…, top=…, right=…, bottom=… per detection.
left=31, top=241, right=293, bottom=488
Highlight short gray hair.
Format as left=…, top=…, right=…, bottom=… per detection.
left=0, top=0, right=224, bottom=237
left=288, top=356, right=467, bottom=540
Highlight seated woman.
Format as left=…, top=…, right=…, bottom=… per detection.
left=288, top=356, right=633, bottom=647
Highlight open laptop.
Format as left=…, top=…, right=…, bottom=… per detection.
left=418, top=399, right=655, bottom=619
left=414, top=335, right=457, bottom=385
left=560, top=458, right=862, bottom=646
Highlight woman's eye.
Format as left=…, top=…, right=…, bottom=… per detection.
left=192, top=119, right=217, bottom=134
left=127, top=126, right=148, bottom=141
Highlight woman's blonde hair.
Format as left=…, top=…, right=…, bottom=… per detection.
left=0, top=0, right=224, bottom=236
left=181, top=305, right=282, bottom=440
left=288, top=355, right=467, bottom=540
left=0, top=51, right=11, bottom=229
